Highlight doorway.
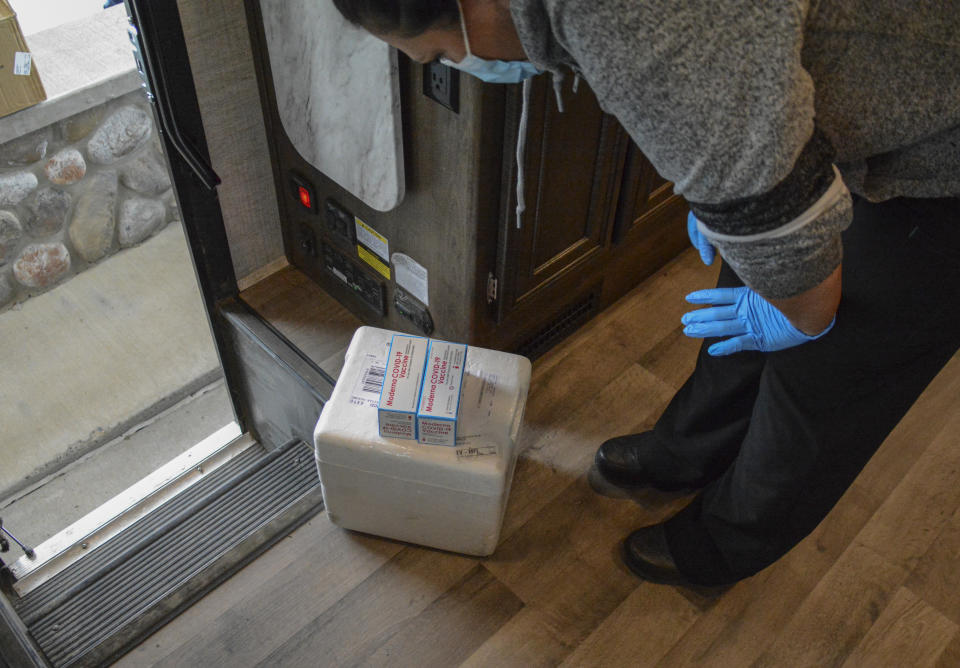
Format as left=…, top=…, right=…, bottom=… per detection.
left=0, top=3, right=337, bottom=665
left=0, top=0, right=238, bottom=612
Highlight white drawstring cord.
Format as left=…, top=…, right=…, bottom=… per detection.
left=516, top=74, right=570, bottom=230
left=552, top=76, right=565, bottom=113
left=516, top=77, right=533, bottom=230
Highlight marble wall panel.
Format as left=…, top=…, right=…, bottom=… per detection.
left=260, top=0, right=405, bottom=212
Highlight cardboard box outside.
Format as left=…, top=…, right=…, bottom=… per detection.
left=0, top=0, right=46, bottom=119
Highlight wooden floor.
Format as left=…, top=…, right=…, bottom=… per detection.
left=119, top=250, right=960, bottom=667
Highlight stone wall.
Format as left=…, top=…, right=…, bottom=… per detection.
left=0, top=91, right=177, bottom=312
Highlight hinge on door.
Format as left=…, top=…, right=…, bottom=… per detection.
left=486, top=273, right=498, bottom=303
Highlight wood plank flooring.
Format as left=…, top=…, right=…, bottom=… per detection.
left=119, top=250, right=960, bottom=667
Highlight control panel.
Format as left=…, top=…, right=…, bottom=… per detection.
left=321, top=242, right=386, bottom=316
left=286, top=172, right=439, bottom=333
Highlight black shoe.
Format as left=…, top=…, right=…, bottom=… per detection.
left=594, top=432, right=700, bottom=492
left=621, top=524, right=695, bottom=586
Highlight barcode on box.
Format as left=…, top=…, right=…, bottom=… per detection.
left=362, top=363, right=386, bottom=394
left=349, top=354, right=387, bottom=409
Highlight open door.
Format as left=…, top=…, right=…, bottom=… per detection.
left=0, top=2, right=334, bottom=665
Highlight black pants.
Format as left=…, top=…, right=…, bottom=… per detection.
left=652, top=196, right=960, bottom=585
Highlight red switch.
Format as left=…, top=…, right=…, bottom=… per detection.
left=298, top=186, right=312, bottom=210
left=290, top=173, right=318, bottom=214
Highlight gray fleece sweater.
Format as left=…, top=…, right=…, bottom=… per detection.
left=510, top=0, right=960, bottom=298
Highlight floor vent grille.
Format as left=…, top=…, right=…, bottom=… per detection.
left=517, top=293, right=599, bottom=361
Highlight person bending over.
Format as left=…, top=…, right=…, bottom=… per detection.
left=332, top=0, right=960, bottom=587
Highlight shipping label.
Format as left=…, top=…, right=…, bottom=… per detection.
left=13, top=53, right=32, bottom=76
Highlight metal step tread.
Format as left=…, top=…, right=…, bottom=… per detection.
left=13, top=440, right=320, bottom=667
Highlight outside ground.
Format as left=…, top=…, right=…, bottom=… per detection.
left=10, top=0, right=106, bottom=35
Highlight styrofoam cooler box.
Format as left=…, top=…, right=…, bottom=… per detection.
left=314, top=326, right=532, bottom=556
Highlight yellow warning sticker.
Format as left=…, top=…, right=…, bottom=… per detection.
left=358, top=245, right=391, bottom=280
left=354, top=217, right=390, bottom=261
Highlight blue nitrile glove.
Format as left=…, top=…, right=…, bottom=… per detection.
left=682, top=287, right=835, bottom=356
left=687, top=212, right=715, bottom=266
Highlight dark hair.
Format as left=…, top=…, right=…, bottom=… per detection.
left=331, top=0, right=460, bottom=38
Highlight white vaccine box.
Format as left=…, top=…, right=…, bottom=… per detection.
left=314, top=326, right=532, bottom=556
left=417, top=340, right=467, bottom=446
left=377, top=334, right=429, bottom=440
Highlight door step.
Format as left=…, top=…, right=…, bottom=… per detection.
left=11, top=439, right=321, bottom=667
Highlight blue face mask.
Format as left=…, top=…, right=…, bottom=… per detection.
left=439, top=3, right=541, bottom=84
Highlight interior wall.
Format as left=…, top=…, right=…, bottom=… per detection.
left=175, top=0, right=284, bottom=282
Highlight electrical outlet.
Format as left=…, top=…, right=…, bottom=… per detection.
left=423, top=61, right=459, bottom=112
left=394, top=287, right=435, bottom=335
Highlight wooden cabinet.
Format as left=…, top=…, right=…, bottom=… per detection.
left=490, top=76, right=688, bottom=357
left=601, top=142, right=691, bottom=306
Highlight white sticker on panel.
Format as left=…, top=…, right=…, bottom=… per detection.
left=13, top=53, right=32, bottom=76
left=392, top=252, right=429, bottom=306
left=355, top=217, right=390, bottom=262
